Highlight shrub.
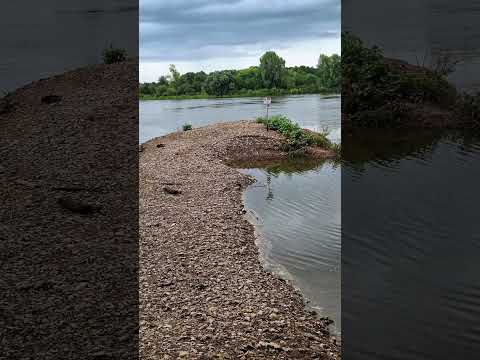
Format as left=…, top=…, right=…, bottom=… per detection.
left=342, top=32, right=458, bottom=127
left=182, top=123, right=192, bottom=131
left=256, top=115, right=334, bottom=152
left=103, top=45, right=127, bottom=64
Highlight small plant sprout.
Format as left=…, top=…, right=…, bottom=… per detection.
left=102, top=44, right=127, bottom=64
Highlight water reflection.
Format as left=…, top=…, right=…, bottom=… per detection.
left=342, top=130, right=480, bottom=359
left=238, top=157, right=341, bottom=337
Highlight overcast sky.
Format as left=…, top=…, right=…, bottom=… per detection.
left=140, top=0, right=340, bottom=82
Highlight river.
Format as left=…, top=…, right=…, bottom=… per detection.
left=0, top=1, right=138, bottom=92
left=343, top=1, right=480, bottom=357
left=342, top=130, right=480, bottom=358
left=139, top=94, right=341, bottom=144
left=140, top=94, right=343, bottom=337
left=239, top=158, right=341, bottom=337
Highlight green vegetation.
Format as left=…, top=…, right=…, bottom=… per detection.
left=342, top=32, right=459, bottom=127
left=182, top=123, right=192, bottom=131
left=256, top=115, right=339, bottom=156
left=103, top=45, right=127, bottom=64
left=140, top=51, right=341, bottom=100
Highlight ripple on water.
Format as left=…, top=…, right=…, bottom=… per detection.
left=343, top=131, right=480, bottom=359
left=240, top=158, right=341, bottom=336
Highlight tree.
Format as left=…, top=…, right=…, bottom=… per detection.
left=235, top=67, right=261, bottom=90
left=203, top=70, right=236, bottom=96
left=157, top=76, right=169, bottom=86
left=193, top=71, right=207, bottom=93
left=259, top=51, right=286, bottom=88
left=317, top=54, right=341, bottom=90
left=167, top=64, right=181, bottom=93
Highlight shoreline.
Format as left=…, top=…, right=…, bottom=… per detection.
left=240, top=171, right=342, bottom=340
left=139, top=92, right=340, bottom=101
left=140, top=121, right=340, bottom=358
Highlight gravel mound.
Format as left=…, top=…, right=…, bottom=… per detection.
left=140, top=121, right=340, bottom=359
left=1, top=60, right=138, bottom=359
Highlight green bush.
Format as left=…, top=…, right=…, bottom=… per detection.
left=256, top=115, right=334, bottom=151
left=342, top=32, right=458, bottom=127
left=103, top=45, right=127, bottom=64
left=182, top=123, right=193, bottom=131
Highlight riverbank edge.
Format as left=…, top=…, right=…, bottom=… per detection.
left=240, top=188, right=341, bottom=338
left=139, top=91, right=340, bottom=101
left=140, top=121, right=340, bottom=358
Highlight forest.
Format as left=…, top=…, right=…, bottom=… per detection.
left=139, top=51, right=340, bottom=99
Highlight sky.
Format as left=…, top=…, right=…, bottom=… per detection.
left=140, top=0, right=340, bottom=82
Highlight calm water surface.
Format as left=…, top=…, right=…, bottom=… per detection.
left=239, top=159, right=341, bottom=336
left=0, top=1, right=138, bottom=92
left=343, top=131, right=480, bottom=359
left=139, top=94, right=341, bottom=144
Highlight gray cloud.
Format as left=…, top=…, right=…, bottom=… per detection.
left=140, top=0, right=340, bottom=62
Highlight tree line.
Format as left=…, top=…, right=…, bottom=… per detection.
left=139, top=51, right=340, bottom=99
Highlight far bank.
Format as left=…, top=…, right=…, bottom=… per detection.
left=140, top=90, right=339, bottom=101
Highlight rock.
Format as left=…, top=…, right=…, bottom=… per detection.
left=15, top=179, right=37, bottom=187
left=269, top=313, right=279, bottom=320
left=57, top=196, right=101, bottom=214
left=41, top=95, right=62, bottom=104
left=257, top=341, right=285, bottom=351
left=240, top=344, right=255, bottom=352
left=156, top=143, right=165, bottom=148
left=163, top=186, right=181, bottom=195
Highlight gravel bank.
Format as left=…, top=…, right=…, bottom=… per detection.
left=1, top=60, right=138, bottom=358
left=140, top=121, right=340, bottom=359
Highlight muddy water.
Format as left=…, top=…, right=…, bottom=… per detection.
left=238, top=158, right=341, bottom=337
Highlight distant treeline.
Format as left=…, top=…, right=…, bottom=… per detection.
left=139, top=51, right=340, bottom=99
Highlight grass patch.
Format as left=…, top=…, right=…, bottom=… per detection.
left=256, top=115, right=338, bottom=155
left=182, top=123, right=193, bottom=131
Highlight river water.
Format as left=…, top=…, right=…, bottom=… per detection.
left=239, top=159, right=341, bottom=336
left=343, top=1, right=480, bottom=357
left=140, top=94, right=343, bottom=337
left=139, top=94, right=341, bottom=144
left=0, top=1, right=138, bottom=92
left=342, top=131, right=480, bottom=358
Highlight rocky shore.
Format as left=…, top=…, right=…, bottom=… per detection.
left=140, top=121, right=340, bottom=359
left=1, top=60, right=138, bottom=358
